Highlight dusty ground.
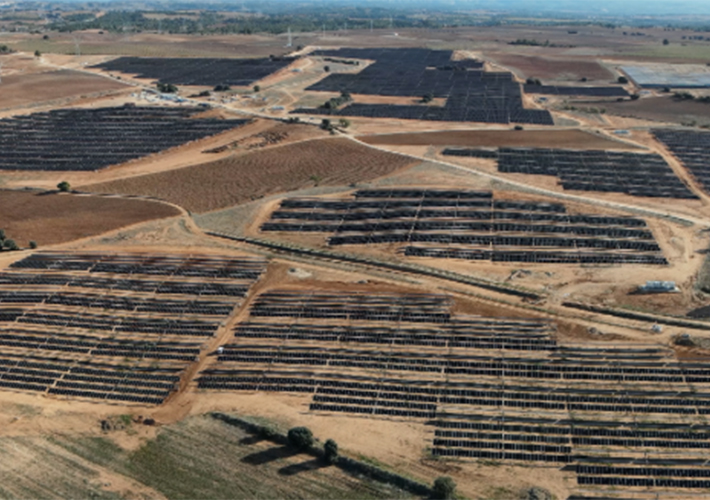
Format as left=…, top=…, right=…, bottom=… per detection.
left=359, top=128, right=642, bottom=150
left=0, top=69, right=127, bottom=111
left=486, top=53, right=615, bottom=82
left=84, top=137, right=418, bottom=213
left=585, top=94, right=710, bottom=126
left=0, top=190, right=181, bottom=247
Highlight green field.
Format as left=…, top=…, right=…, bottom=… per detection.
left=0, top=415, right=412, bottom=500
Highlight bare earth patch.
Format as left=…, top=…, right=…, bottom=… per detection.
left=359, top=128, right=641, bottom=150
left=0, top=190, right=181, bottom=246
left=85, top=138, right=417, bottom=213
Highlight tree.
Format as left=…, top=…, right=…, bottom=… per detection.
left=0, top=229, right=5, bottom=241
left=324, top=65, right=330, bottom=73
left=320, top=118, right=331, bottom=130
left=422, top=93, right=434, bottom=103
left=287, top=426, right=314, bottom=450
left=323, top=439, right=339, bottom=464
left=3, top=239, right=18, bottom=251
left=432, top=476, right=457, bottom=500
left=57, top=181, right=71, bottom=192
left=618, top=76, right=629, bottom=84
left=214, top=84, right=231, bottom=92
left=338, top=118, right=351, bottom=128
left=34, top=50, right=41, bottom=57
left=340, top=90, right=351, bottom=100
left=663, top=38, right=670, bottom=45
left=253, top=85, right=260, bottom=93
left=29, top=241, right=38, bottom=249
left=157, top=82, right=177, bottom=93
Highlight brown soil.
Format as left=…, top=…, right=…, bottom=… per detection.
left=84, top=137, right=417, bottom=214
left=359, top=128, right=641, bottom=150
left=488, top=53, right=614, bottom=82
left=0, top=190, right=181, bottom=246
left=589, top=95, right=710, bottom=125
left=0, top=69, right=127, bottom=110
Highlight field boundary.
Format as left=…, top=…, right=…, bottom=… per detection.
left=206, top=231, right=543, bottom=300
left=211, top=412, right=432, bottom=497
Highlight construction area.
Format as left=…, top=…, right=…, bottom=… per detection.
left=4, top=19, right=710, bottom=500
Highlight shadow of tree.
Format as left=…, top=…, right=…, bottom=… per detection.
left=278, top=458, right=328, bottom=476
left=241, top=446, right=300, bottom=466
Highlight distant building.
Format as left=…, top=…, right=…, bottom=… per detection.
left=637, top=280, right=679, bottom=294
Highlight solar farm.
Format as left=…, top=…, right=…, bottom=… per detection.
left=259, top=188, right=668, bottom=265
left=0, top=106, right=248, bottom=171
left=92, top=56, right=298, bottom=86
left=0, top=252, right=266, bottom=405
left=443, top=147, right=697, bottom=199
left=4, top=16, right=710, bottom=500
left=199, top=287, right=710, bottom=493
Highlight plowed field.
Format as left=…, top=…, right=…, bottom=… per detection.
left=359, top=129, right=640, bottom=150
left=0, top=190, right=180, bottom=246
left=85, top=138, right=417, bottom=213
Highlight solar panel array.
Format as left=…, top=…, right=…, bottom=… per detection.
left=653, top=128, right=710, bottom=194
left=523, top=85, right=630, bottom=97
left=260, top=189, right=667, bottom=265
left=91, top=57, right=297, bottom=86
left=198, top=287, right=710, bottom=496
left=292, top=48, right=553, bottom=125
left=444, top=147, right=697, bottom=199
left=0, top=252, right=267, bottom=406
left=0, top=106, right=248, bottom=171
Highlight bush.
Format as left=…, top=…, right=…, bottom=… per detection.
left=324, top=65, right=330, bottom=72
left=214, top=84, right=231, bottom=92
left=618, top=76, right=629, bottom=84
left=630, top=93, right=640, bottom=100
left=324, top=439, right=339, bottom=464
left=34, top=50, right=41, bottom=57
left=29, top=241, right=37, bottom=249
left=0, top=229, right=5, bottom=241
left=338, top=118, right=351, bottom=129
left=432, top=476, right=456, bottom=500
left=157, top=82, right=178, bottom=93
left=514, top=125, right=524, bottom=131
left=422, top=93, right=434, bottom=103
left=663, top=38, right=670, bottom=45
left=3, top=239, right=18, bottom=251
left=320, top=118, right=332, bottom=130
left=287, top=426, right=314, bottom=450
left=253, top=85, right=260, bottom=92
left=57, top=181, right=71, bottom=192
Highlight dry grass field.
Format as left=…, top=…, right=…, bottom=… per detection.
left=360, top=128, right=641, bottom=150
left=487, top=53, right=615, bottom=82
left=0, top=190, right=181, bottom=246
left=0, top=69, right=128, bottom=110
left=587, top=95, right=710, bottom=125
left=85, top=138, right=417, bottom=213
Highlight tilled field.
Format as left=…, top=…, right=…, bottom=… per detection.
left=0, top=69, right=127, bottom=110
left=488, top=53, right=614, bottom=81
left=359, top=129, right=640, bottom=150
left=0, top=190, right=180, bottom=246
left=85, top=138, right=417, bottom=213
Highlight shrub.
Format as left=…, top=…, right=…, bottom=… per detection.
left=34, top=50, right=41, bottom=57
left=157, top=82, right=177, bottom=93
left=324, top=65, right=330, bottom=72
left=432, top=476, right=457, bottom=500
left=3, top=239, right=18, bottom=251
left=514, top=125, right=524, bottom=131
left=422, top=93, right=434, bottom=103
left=214, top=84, right=231, bottom=92
left=324, top=439, right=339, bottom=464
left=338, top=118, right=351, bottom=128
left=287, top=426, right=314, bottom=450
left=253, top=85, right=260, bottom=92
left=0, top=229, right=5, bottom=241
left=57, top=181, right=71, bottom=192
left=320, top=118, right=331, bottom=130
left=663, top=38, right=670, bottom=45
left=618, top=76, right=629, bottom=84
left=29, top=241, right=37, bottom=249
left=630, top=93, right=640, bottom=100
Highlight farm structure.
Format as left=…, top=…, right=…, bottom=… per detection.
left=293, top=48, right=554, bottom=125
left=260, top=189, right=668, bottom=265
left=91, top=56, right=297, bottom=86
left=0, top=251, right=267, bottom=406
left=198, top=288, right=710, bottom=495
left=0, top=106, right=248, bottom=172
left=522, top=84, right=629, bottom=97
left=653, top=128, right=710, bottom=195
left=444, top=147, right=697, bottom=199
